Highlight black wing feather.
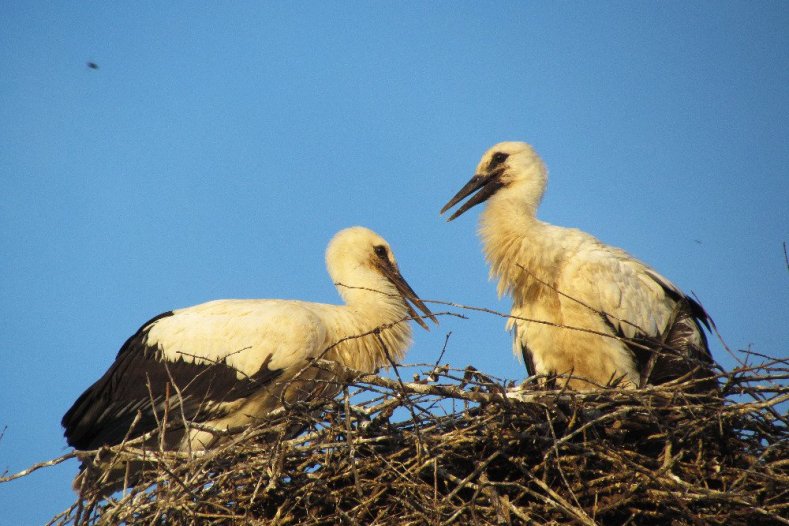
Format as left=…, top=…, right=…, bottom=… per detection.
left=62, top=311, right=282, bottom=450
left=599, top=287, right=716, bottom=391
left=519, top=342, right=536, bottom=378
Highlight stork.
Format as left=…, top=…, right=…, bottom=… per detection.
left=440, top=142, right=714, bottom=390
left=62, top=226, right=437, bottom=488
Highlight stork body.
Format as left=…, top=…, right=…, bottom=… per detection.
left=441, top=142, right=713, bottom=390
left=62, top=227, right=436, bottom=487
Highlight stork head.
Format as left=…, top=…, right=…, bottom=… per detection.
left=326, top=227, right=437, bottom=330
left=440, top=141, right=548, bottom=221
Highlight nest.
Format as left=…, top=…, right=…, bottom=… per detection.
left=45, top=352, right=788, bottom=525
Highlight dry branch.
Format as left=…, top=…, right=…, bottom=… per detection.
left=17, top=353, right=784, bottom=526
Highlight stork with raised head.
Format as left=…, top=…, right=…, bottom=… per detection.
left=440, top=141, right=714, bottom=390
left=62, top=226, right=437, bottom=488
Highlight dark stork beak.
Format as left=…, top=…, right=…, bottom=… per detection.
left=439, top=169, right=505, bottom=221
left=378, top=263, right=438, bottom=330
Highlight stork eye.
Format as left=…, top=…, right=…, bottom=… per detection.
left=489, top=152, right=509, bottom=169
left=374, top=245, right=388, bottom=259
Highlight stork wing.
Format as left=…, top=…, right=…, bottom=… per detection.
left=564, top=244, right=713, bottom=387
left=62, top=300, right=327, bottom=450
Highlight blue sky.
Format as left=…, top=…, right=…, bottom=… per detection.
left=1, top=2, right=787, bottom=523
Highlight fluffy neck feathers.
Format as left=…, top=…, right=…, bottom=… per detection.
left=479, top=195, right=565, bottom=303
left=325, top=278, right=413, bottom=373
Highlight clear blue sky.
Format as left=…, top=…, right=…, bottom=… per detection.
left=1, top=2, right=787, bottom=523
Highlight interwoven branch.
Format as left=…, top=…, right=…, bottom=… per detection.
left=22, top=353, right=787, bottom=526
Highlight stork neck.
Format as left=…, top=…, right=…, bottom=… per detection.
left=336, top=279, right=404, bottom=317
left=326, top=281, right=413, bottom=372
left=479, top=199, right=562, bottom=298
left=483, top=194, right=540, bottom=226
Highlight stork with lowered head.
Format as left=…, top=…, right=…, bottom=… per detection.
left=62, top=226, right=437, bottom=490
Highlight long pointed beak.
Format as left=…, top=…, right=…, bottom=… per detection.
left=380, top=265, right=438, bottom=330
left=440, top=172, right=504, bottom=221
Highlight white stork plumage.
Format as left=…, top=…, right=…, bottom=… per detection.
left=440, top=141, right=715, bottom=390
left=62, top=226, right=437, bottom=487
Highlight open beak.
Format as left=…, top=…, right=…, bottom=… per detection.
left=379, top=264, right=438, bottom=330
left=439, top=170, right=504, bottom=221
